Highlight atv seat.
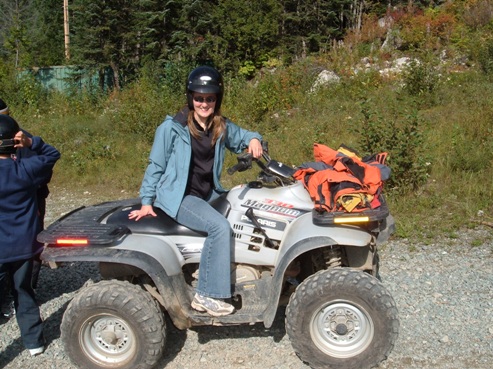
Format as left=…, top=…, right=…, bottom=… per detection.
left=107, top=194, right=231, bottom=237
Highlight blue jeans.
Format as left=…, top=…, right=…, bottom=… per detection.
left=0, top=259, right=44, bottom=349
left=175, top=194, right=232, bottom=299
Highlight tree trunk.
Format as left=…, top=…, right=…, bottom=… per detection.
left=110, top=62, right=121, bottom=91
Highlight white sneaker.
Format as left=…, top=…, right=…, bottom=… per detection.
left=29, top=346, right=44, bottom=356
left=191, top=293, right=234, bottom=316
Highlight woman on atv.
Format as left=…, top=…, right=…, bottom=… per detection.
left=129, top=66, right=263, bottom=317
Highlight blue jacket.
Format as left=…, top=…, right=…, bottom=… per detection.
left=0, top=136, right=60, bottom=263
left=140, top=115, right=262, bottom=218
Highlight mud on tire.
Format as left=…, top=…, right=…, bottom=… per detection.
left=285, top=268, right=399, bottom=369
left=61, top=280, right=166, bottom=369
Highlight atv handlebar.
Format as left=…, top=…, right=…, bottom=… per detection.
left=227, top=141, right=268, bottom=175
left=227, top=142, right=296, bottom=183
left=227, top=152, right=253, bottom=175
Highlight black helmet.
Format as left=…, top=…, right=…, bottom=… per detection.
left=186, top=66, right=224, bottom=112
left=0, top=114, right=20, bottom=154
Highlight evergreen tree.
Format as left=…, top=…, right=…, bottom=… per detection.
left=133, top=0, right=173, bottom=65
left=29, top=0, right=65, bottom=66
left=169, top=0, right=215, bottom=63
left=209, top=0, right=281, bottom=72
left=0, top=0, right=406, bottom=88
left=280, top=0, right=350, bottom=58
left=70, top=0, right=197, bottom=88
left=0, top=0, right=36, bottom=67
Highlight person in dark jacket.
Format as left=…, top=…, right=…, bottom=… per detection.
left=0, top=98, right=52, bottom=292
left=0, top=114, right=61, bottom=356
left=0, top=99, right=52, bottom=229
left=0, top=97, right=14, bottom=319
left=16, top=133, right=53, bottom=290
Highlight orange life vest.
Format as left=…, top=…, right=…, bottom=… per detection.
left=294, top=143, right=389, bottom=213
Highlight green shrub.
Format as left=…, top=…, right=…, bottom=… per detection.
left=16, top=73, right=48, bottom=110
left=396, top=7, right=458, bottom=51
left=402, top=59, right=441, bottom=98
left=355, top=99, right=430, bottom=194
left=238, top=61, right=257, bottom=79
left=0, top=62, right=17, bottom=101
left=105, top=79, right=182, bottom=143
left=477, top=38, right=493, bottom=74
left=449, top=130, right=488, bottom=172
left=226, top=61, right=315, bottom=127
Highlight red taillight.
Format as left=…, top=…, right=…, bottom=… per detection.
left=56, top=239, right=89, bottom=246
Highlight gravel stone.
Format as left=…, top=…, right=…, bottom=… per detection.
left=1, top=187, right=492, bottom=368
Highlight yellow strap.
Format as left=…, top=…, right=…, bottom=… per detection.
left=337, top=147, right=361, bottom=160
left=338, top=193, right=373, bottom=212
left=339, top=194, right=363, bottom=212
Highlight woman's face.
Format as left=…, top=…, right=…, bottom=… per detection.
left=192, top=92, right=217, bottom=121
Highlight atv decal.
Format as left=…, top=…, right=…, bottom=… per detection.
left=263, top=199, right=295, bottom=208
left=242, top=199, right=303, bottom=218
left=240, top=214, right=286, bottom=231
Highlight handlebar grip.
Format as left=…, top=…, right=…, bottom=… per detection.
left=228, top=152, right=253, bottom=175
left=227, top=165, right=240, bottom=175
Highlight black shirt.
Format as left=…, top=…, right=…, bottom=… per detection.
left=175, top=108, right=216, bottom=199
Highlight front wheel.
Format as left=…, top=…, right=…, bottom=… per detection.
left=285, top=268, right=399, bottom=369
left=61, top=280, right=166, bottom=369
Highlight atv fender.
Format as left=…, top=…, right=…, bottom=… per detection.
left=376, top=214, right=396, bottom=245
left=41, top=234, right=194, bottom=328
left=262, top=213, right=373, bottom=328
left=279, top=212, right=372, bottom=258
left=42, top=234, right=185, bottom=275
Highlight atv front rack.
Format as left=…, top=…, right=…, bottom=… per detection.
left=312, top=195, right=390, bottom=227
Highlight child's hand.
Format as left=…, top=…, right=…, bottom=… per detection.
left=13, top=131, right=32, bottom=149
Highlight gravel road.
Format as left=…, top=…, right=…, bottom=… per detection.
left=1, top=187, right=492, bottom=369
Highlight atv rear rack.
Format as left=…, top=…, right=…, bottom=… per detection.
left=38, top=199, right=138, bottom=245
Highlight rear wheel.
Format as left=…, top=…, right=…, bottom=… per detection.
left=285, top=268, right=399, bottom=369
left=61, top=280, right=166, bottom=369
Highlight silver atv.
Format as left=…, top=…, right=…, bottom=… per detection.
left=39, top=143, right=399, bottom=369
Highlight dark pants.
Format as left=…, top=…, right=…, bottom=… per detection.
left=0, top=259, right=44, bottom=349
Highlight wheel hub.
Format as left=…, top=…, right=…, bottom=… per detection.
left=94, top=319, right=129, bottom=350
left=310, top=301, right=374, bottom=358
left=80, top=314, right=136, bottom=364
left=329, top=308, right=357, bottom=340
left=335, top=323, right=349, bottom=336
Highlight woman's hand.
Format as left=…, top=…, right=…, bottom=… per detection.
left=128, top=205, right=157, bottom=221
left=248, top=138, right=263, bottom=159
